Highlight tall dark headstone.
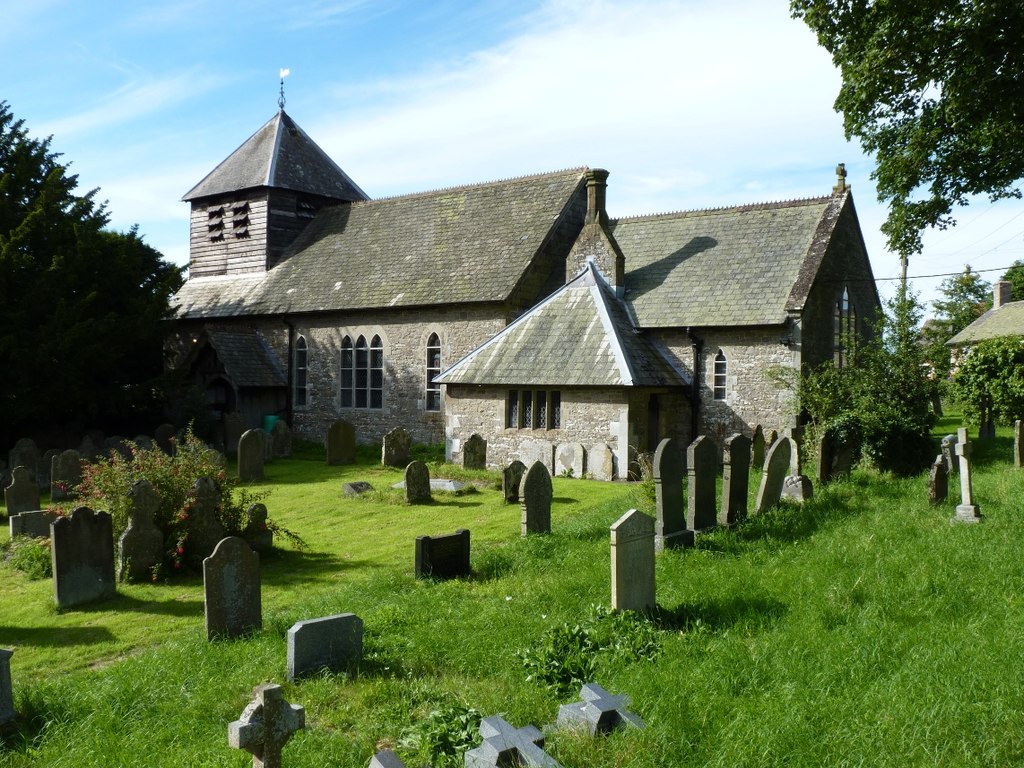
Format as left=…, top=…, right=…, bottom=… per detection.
left=652, top=438, right=691, bottom=551
left=244, top=503, right=273, bottom=553
left=188, top=477, right=227, bottom=562
left=404, top=461, right=432, bottom=504
left=154, top=423, right=177, bottom=454
left=381, top=427, right=411, bottom=468
left=118, top=479, right=165, bottom=583
left=463, top=433, right=487, bottom=470
left=51, top=507, right=116, bottom=608
left=520, top=460, right=553, bottom=536
left=610, top=509, right=655, bottom=613
left=720, top=433, right=751, bottom=526
left=754, top=437, right=792, bottom=515
left=326, top=419, right=356, bottom=465
left=686, top=435, right=718, bottom=531
left=415, top=529, right=470, bottom=579
left=750, top=425, right=765, bottom=470
left=0, top=648, right=14, bottom=729
left=5, top=466, right=40, bottom=516
left=50, top=449, right=82, bottom=501
left=237, top=429, right=266, bottom=482
left=270, top=419, right=292, bottom=459
left=203, top=536, right=261, bottom=640
left=502, top=460, right=527, bottom=503
left=928, top=455, right=948, bottom=505
left=8, top=439, right=39, bottom=486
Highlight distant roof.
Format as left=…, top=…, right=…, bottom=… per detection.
left=615, top=195, right=845, bottom=327
left=182, top=110, right=368, bottom=202
left=205, top=329, right=286, bottom=387
left=948, top=301, right=1024, bottom=345
left=173, top=168, right=588, bottom=318
left=436, top=261, right=688, bottom=388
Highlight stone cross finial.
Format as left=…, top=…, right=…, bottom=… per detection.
left=833, top=162, right=849, bottom=193
left=953, top=427, right=982, bottom=523
left=464, top=715, right=562, bottom=768
left=228, top=683, right=305, bottom=768
left=557, top=683, right=646, bottom=735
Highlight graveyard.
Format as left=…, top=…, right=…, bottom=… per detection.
left=3, top=418, right=1024, bottom=766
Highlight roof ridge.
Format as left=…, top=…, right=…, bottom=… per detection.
left=365, top=166, right=589, bottom=204
left=612, top=194, right=834, bottom=223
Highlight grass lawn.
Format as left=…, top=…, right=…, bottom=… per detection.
left=2, top=425, right=1024, bottom=766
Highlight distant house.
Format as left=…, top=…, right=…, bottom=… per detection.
left=948, top=281, right=1024, bottom=346
left=169, top=108, right=880, bottom=477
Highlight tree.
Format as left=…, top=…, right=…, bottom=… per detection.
left=0, top=101, right=183, bottom=442
left=791, top=2, right=1024, bottom=257
left=921, top=264, right=991, bottom=378
left=1001, top=259, right=1024, bottom=303
left=951, top=337, right=1024, bottom=426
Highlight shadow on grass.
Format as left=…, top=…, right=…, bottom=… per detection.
left=262, top=548, right=377, bottom=587
left=653, top=594, right=787, bottom=633
left=68, top=592, right=203, bottom=617
left=0, top=625, right=116, bottom=646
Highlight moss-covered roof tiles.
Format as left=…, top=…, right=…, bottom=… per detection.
left=948, top=301, right=1024, bottom=345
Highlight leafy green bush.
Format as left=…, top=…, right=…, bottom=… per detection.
left=2, top=535, right=52, bottom=579
left=398, top=703, right=483, bottom=768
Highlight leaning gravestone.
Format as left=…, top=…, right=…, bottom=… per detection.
left=50, top=448, right=82, bottom=502
left=555, top=442, right=585, bottom=478
left=520, top=460, right=553, bottom=536
left=415, top=529, right=470, bottom=579
left=326, top=419, right=356, bottom=465
left=237, top=429, right=265, bottom=482
left=0, top=648, right=14, bottom=729
left=228, top=683, right=304, bottom=768
left=652, top=438, right=690, bottom=551
left=928, top=455, right=948, bottom=505
left=941, top=434, right=958, bottom=475
left=8, top=439, right=39, bottom=486
left=382, top=427, right=412, bottom=468
left=9, top=510, right=59, bottom=539
left=610, top=509, right=655, bottom=613
left=5, top=466, right=40, bottom=516
left=784, top=426, right=804, bottom=475
left=589, top=443, right=615, bottom=482
left=953, top=427, right=982, bottom=524
left=520, top=439, right=555, bottom=475
left=203, top=536, right=261, bottom=640
left=270, top=419, right=292, bottom=459
left=754, top=437, right=792, bottom=515
left=118, top=480, right=164, bottom=583
left=557, top=682, right=646, bottom=735
left=686, top=435, right=718, bottom=531
left=51, top=507, right=116, bottom=608
left=187, top=477, right=227, bottom=562
left=1015, top=420, right=1023, bottom=469
left=286, top=613, right=363, bottom=681
left=243, top=503, right=273, bottom=553
left=464, top=715, right=562, bottom=768
left=720, top=433, right=751, bottom=526
left=463, top=433, right=487, bottom=470
left=502, top=460, right=527, bottom=503
left=404, top=461, right=432, bottom=503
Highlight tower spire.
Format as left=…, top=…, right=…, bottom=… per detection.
left=278, top=68, right=290, bottom=111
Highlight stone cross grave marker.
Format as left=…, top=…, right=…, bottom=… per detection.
left=243, top=502, right=273, bottom=553
left=557, top=682, right=646, bottom=735
left=9, top=510, right=58, bottom=539
left=404, top=461, right=432, bottom=503
left=0, top=648, right=15, bottom=729
left=463, top=433, right=487, bottom=470
left=1016, top=420, right=1023, bottom=469
left=720, top=433, right=750, bottom=526
left=555, top=442, right=585, bottom=478
left=686, top=435, right=718, bottom=532
left=754, top=437, right=792, bottom=515
left=5, top=466, right=40, bottom=516
left=652, top=438, right=691, bottom=551
left=953, top=427, right=982, bottom=523
left=50, top=449, right=82, bottom=502
left=464, top=714, right=562, bottom=768
left=610, top=509, right=655, bottom=612
left=238, top=429, right=266, bottom=482
left=928, top=455, right=948, bottom=505
left=751, top=425, right=765, bottom=470
left=228, top=683, right=305, bottom=768
left=520, top=460, right=553, bottom=536
left=286, top=613, right=363, bottom=681
left=326, top=419, right=356, bottom=465
left=118, top=479, right=165, bottom=583
left=52, top=507, right=116, bottom=608
left=941, top=434, right=959, bottom=475
left=270, top=419, right=292, bottom=459
left=188, top=477, right=227, bottom=562
left=382, top=427, right=412, bottom=468
left=415, top=529, right=470, bottom=579
left=589, top=442, right=615, bottom=481
left=502, top=460, right=527, bottom=503
left=203, top=536, right=262, bottom=640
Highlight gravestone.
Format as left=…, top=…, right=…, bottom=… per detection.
left=589, top=442, right=615, bottom=482
left=751, top=425, right=765, bottom=470
left=369, top=751, right=407, bottom=768
left=720, top=433, right=751, bottom=526
left=326, top=419, right=356, bottom=465
left=380, top=427, right=410, bottom=468
left=104, top=436, right=132, bottom=461
left=342, top=481, right=374, bottom=497
left=464, top=715, right=562, bottom=768
left=953, top=427, right=982, bottom=523
left=784, top=426, right=804, bottom=475
left=39, top=448, right=58, bottom=490
left=463, top=433, right=487, bottom=470
left=0, top=648, right=14, bottom=729
left=815, top=429, right=836, bottom=485
left=286, top=613, right=363, bottom=681
left=520, top=460, right=553, bottom=536
left=404, top=461, right=432, bottom=503
left=555, top=442, right=585, bottom=478
left=133, top=434, right=154, bottom=451
left=118, top=479, right=164, bottom=582
left=188, top=477, right=228, bottom=562
left=50, top=449, right=82, bottom=501
left=928, top=455, right=948, bottom=505
left=228, top=683, right=304, bottom=768
left=51, top=507, right=116, bottom=608
left=941, top=434, right=958, bottom=475
left=557, top=682, right=646, bottom=735
left=238, top=429, right=266, bottom=482
left=781, top=475, right=813, bottom=503
left=270, top=419, right=292, bottom=459
left=610, top=509, right=655, bottom=612
left=754, top=437, right=792, bottom=515
left=5, top=466, right=40, bottom=516
left=9, top=510, right=59, bottom=539
left=415, top=529, right=470, bottom=579
left=154, top=423, right=177, bottom=454
left=1016, top=420, right=1023, bottom=469
left=686, top=435, right=718, bottom=531
left=244, top=503, right=273, bottom=553
left=77, top=434, right=101, bottom=462
left=502, top=460, right=527, bottom=503
left=652, top=438, right=691, bottom=551
left=520, top=439, right=555, bottom=475
left=203, top=536, right=261, bottom=640
left=8, top=439, right=39, bottom=484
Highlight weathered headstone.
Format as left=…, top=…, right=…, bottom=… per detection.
left=188, top=477, right=228, bottom=562
left=326, top=419, right=356, bottom=465
left=342, top=481, right=374, bottom=497
left=118, top=479, right=164, bottom=582
left=382, top=427, right=411, bottom=468
left=244, top=503, right=273, bottom=553
left=133, top=434, right=155, bottom=451
left=502, top=460, right=527, bottom=503
left=50, top=449, right=82, bottom=502
left=39, top=448, right=58, bottom=490
left=1015, top=420, right=1023, bottom=469
left=238, top=429, right=266, bottom=482
left=0, top=648, right=14, bottom=729
left=555, top=442, right=585, bottom=478
left=784, top=426, right=804, bottom=475
left=415, top=529, right=470, bottom=579
left=154, top=423, right=177, bottom=454
left=369, top=750, right=408, bottom=768
left=686, top=435, right=718, bottom=531
left=104, top=436, right=133, bottom=462
left=223, top=414, right=246, bottom=457
left=781, top=475, right=813, bottom=503
left=652, top=438, right=691, bottom=551
left=463, top=433, right=487, bottom=470
left=286, top=613, right=363, bottom=681
left=203, top=536, right=261, bottom=640
left=76, top=434, right=101, bottom=462
left=589, top=442, right=615, bottom=482
left=754, top=437, right=792, bottom=515
left=928, top=455, right=948, bottom=505
left=51, top=507, right=116, bottom=608
left=228, top=683, right=304, bottom=768
left=9, top=509, right=59, bottom=539
left=557, top=682, right=646, bottom=735
left=751, top=425, right=765, bottom=470
left=610, top=509, right=655, bottom=612
left=5, top=466, right=40, bottom=516
left=404, top=461, right=432, bottom=503
left=520, top=460, right=553, bottom=536
left=8, top=439, right=39, bottom=485
left=720, top=433, right=751, bottom=526
left=953, top=427, right=982, bottom=523
left=464, top=715, right=562, bottom=768
left=270, top=419, right=292, bottom=459
left=941, top=434, right=959, bottom=475
left=520, top=439, right=555, bottom=475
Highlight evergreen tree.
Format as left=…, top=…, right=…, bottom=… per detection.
left=922, top=265, right=991, bottom=379
left=1001, top=259, right=1024, bottom=303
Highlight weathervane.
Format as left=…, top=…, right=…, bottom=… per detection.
left=278, top=68, right=290, bottom=110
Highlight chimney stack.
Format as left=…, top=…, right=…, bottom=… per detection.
left=585, top=169, right=610, bottom=226
left=994, top=280, right=1013, bottom=309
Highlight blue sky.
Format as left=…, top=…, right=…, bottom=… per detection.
left=5, top=0, right=1024, bottom=314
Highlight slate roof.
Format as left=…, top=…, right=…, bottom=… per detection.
left=173, top=168, right=588, bottom=318
left=948, top=301, right=1024, bottom=345
left=614, top=195, right=844, bottom=327
left=436, top=261, right=688, bottom=388
left=205, top=329, right=286, bottom=387
left=182, top=110, right=368, bottom=202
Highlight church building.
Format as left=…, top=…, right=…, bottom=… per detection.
left=170, top=108, right=880, bottom=478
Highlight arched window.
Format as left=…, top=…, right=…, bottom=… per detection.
left=369, top=335, right=384, bottom=409
left=340, top=336, right=353, bottom=407
left=340, top=334, right=385, bottom=409
left=294, top=336, right=308, bottom=408
left=426, top=333, right=441, bottom=411
left=834, top=287, right=855, bottom=368
left=713, top=349, right=727, bottom=400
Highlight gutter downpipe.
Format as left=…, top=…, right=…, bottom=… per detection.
left=686, top=327, right=703, bottom=446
